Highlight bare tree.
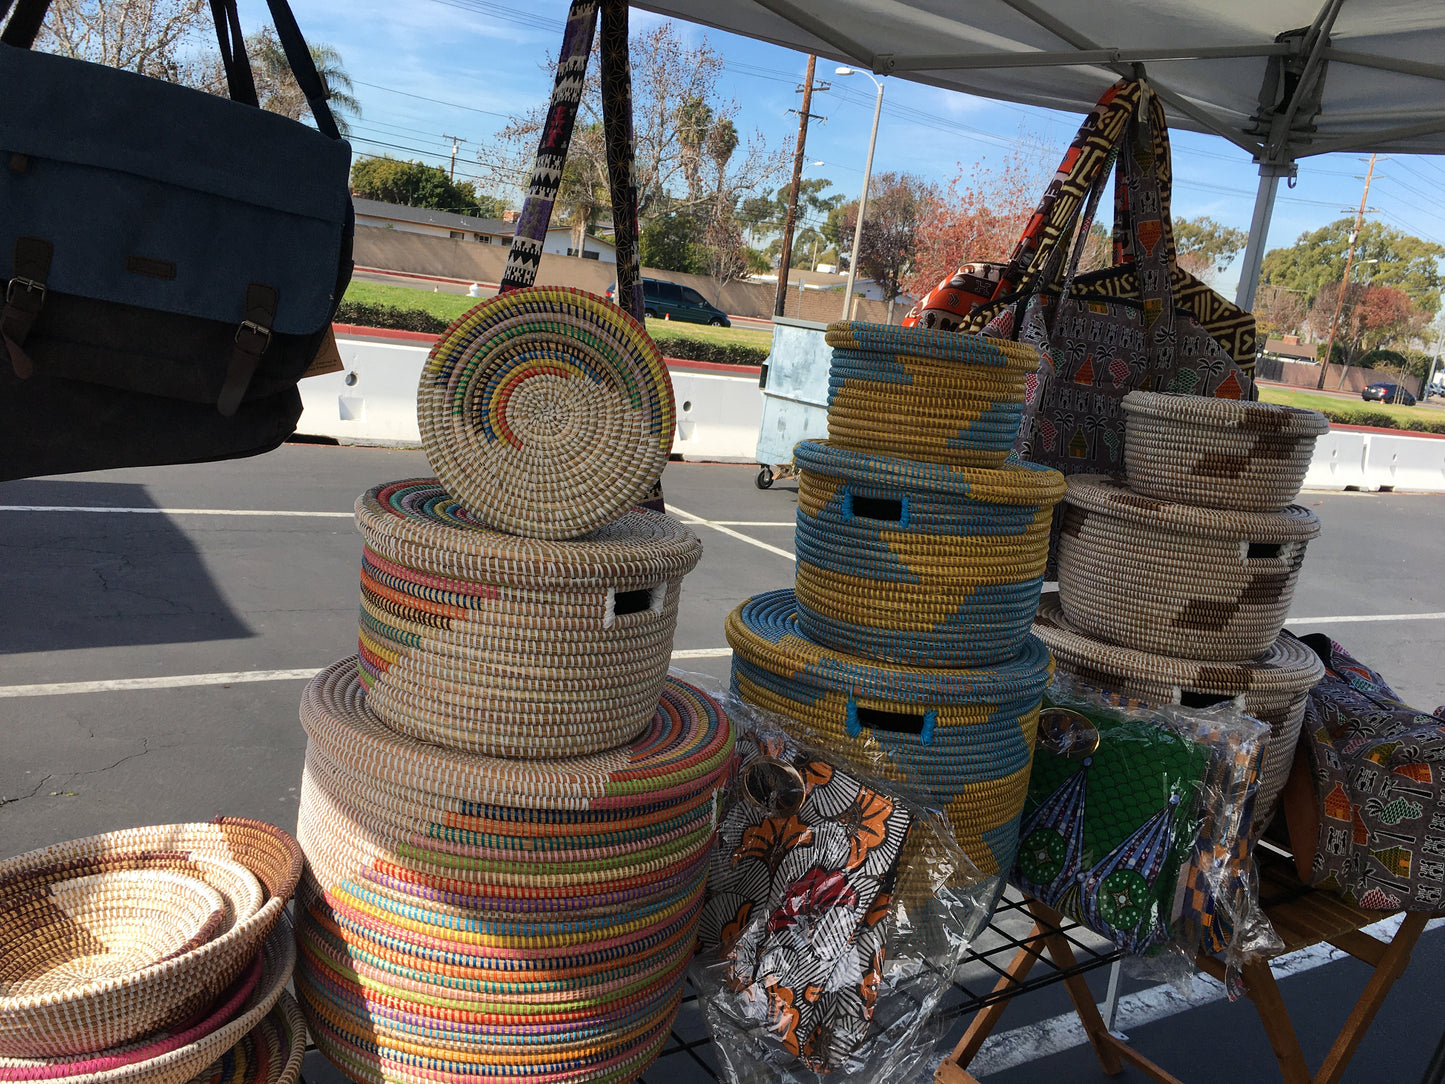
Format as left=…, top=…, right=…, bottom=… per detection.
left=36, top=0, right=214, bottom=85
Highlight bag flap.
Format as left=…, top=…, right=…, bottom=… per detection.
left=0, top=45, right=352, bottom=334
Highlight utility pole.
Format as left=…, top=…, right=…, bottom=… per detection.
left=775, top=55, right=826, bottom=318
left=1317, top=152, right=1376, bottom=389
left=442, top=134, right=464, bottom=180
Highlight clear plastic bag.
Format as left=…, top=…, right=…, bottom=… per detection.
left=682, top=676, right=994, bottom=1084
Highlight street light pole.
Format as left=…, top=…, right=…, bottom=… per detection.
left=836, top=67, right=884, bottom=323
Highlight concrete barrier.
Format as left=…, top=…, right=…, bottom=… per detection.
left=668, top=367, right=763, bottom=463
left=1360, top=430, right=1445, bottom=492
left=1301, top=428, right=1369, bottom=492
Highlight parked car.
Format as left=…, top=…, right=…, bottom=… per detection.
left=605, top=278, right=731, bottom=327
left=1361, top=382, right=1417, bottom=406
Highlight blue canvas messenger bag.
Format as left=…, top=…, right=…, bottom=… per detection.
left=0, top=0, right=354, bottom=481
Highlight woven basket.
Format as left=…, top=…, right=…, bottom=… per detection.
left=189, top=993, right=305, bottom=1084
left=1056, top=477, right=1320, bottom=662
left=0, top=921, right=294, bottom=1084
left=292, top=658, right=729, bottom=1084
left=1033, top=593, right=1324, bottom=822
left=416, top=287, right=674, bottom=541
left=725, top=589, right=1051, bottom=877
left=0, top=823, right=301, bottom=1060
left=354, top=480, right=702, bottom=756
left=790, top=441, right=1064, bottom=667
left=1122, top=391, right=1329, bottom=511
left=823, top=321, right=1038, bottom=467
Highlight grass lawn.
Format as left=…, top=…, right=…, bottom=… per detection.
left=1257, top=384, right=1444, bottom=430
left=342, top=279, right=774, bottom=352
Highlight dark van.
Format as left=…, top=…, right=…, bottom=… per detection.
left=606, top=278, right=731, bottom=327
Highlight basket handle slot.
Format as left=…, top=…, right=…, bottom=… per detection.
left=604, top=582, right=665, bottom=626
left=844, top=491, right=909, bottom=525
left=847, top=701, right=938, bottom=745
left=1245, top=541, right=1283, bottom=560
left=1179, top=690, right=1234, bottom=709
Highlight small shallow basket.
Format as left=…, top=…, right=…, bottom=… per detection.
left=1056, top=477, right=1320, bottom=662
left=292, top=658, right=730, bottom=1084
left=1122, top=391, right=1329, bottom=511
left=416, top=287, right=674, bottom=540
left=188, top=993, right=306, bottom=1084
left=791, top=441, right=1064, bottom=667
left=0, top=824, right=301, bottom=1060
left=823, top=321, right=1039, bottom=467
left=353, top=480, right=702, bottom=756
left=726, top=589, right=1052, bottom=877
left=0, top=920, right=295, bottom=1084
left=1033, top=593, right=1324, bottom=822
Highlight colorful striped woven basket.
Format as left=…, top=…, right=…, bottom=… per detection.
left=0, top=823, right=301, bottom=1060
left=790, top=441, right=1065, bottom=667
left=823, top=321, right=1039, bottom=467
left=416, top=287, right=674, bottom=540
left=1056, top=478, right=1320, bottom=662
left=1033, top=593, right=1324, bottom=823
left=353, top=480, right=702, bottom=757
left=1121, top=391, right=1329, bottom=512
left=725, top=589, right=1052, bottom=877
left=0, top=921, right=294, bottom=1084
left=293, top=658, right=733, bottom=1084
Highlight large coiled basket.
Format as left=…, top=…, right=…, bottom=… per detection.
left=792, top=441, right=1065, bottom=668
left=1056, top=477, right=1320, bottom=662
left=725, top=589, right=1052, bottom=877
left=293, top=658, right=734, bottom=1084
left=354, top=479, right=702, bottom=757
left=1033, top=593, right=1324, bottom=822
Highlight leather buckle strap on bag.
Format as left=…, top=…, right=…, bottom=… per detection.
left=2, top=235, right=50, bottom=378
left=222, top=283, right=279, bottom=417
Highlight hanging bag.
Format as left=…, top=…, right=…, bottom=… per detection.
left=0, top=0, right=354, bottom=481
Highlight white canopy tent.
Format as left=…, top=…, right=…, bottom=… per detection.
left=633, top=0, right=1445, bottom=309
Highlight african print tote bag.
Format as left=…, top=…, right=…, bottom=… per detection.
left=698, top=732, right=913, bottom=1072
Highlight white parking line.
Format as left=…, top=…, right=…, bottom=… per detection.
left=668, top=505, right=795, bottom=561
left=1289, top=612, right=1445, bottom=625
left=0, top=506, right=352, bottom=517
left=0, top=649, right=738, bottom=698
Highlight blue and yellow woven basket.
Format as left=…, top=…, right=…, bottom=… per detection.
left=725, top=589, right=1052, bottom=877
left=791, top=441, right=1065, bottom=668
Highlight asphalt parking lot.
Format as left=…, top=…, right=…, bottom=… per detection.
left=2, top=444, right=1443, bottom=1082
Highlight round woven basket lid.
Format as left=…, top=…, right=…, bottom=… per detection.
left=1122, top=390, right=1330, bottom=435
left=300, top=657, right=733, bottom=811
left=355, top=480, right=701, bottom=589
left=825, top=321, right=1040, bottom=371
left=0, top=921, right=295, bottom=1084
left=1064, top=477, right=1321, bottom=543
left=1033, top=593, right=1325, bottom=695
left=794, top=441, right=1066, bottom=506
left=727, top=589, right=1052, bottom=704
left=416, top=287, right=674, bottom=541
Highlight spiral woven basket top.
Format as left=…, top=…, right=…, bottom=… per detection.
left=794, top=442, right=1066, bottom=507
left=300, top=657, right=734, bottom=812
left=825, top=321, right=1040, bottom=371
left=1122, top=390, right=1330, bottom=435
left=1064, top=477, right=1321, bottom=543
left=416, top=287, right=675, bottom=540
left=1033, top=593, right=1325, bottom=696
left=727, top=588, right=1053, bottom=704
left=355, top=480, right=702, bottom=589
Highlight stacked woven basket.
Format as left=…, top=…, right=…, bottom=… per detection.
left=292, top=286, right=734, bottom=1084
left=728, top=322, right=1065, bottom=878
left=0, top=819, right=306, bottom=1084
left=1035, top=390, right=1330, bottom=819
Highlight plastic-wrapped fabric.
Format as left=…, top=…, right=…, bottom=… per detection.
left=1013, top=675, right=1278, bottom=979
left=685, top=686, right=993, bottom=1084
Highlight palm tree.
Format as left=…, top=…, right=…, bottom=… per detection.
left=247, top=28, right=360, bottom=137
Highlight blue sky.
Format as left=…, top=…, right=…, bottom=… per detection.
left=279, top=0, right=1445, bottom=297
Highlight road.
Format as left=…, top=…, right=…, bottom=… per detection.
left=2, top=447, right=1442, bottom=1083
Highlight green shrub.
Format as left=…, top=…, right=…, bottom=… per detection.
left=647, top=332, right=768, bottom=367
left=1314, top=406, right=1445, bottom=435
left=334, top=300, right=449, bottom=334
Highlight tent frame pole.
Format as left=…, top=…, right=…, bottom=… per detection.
left=1235, top=164, right=1288, bottom=311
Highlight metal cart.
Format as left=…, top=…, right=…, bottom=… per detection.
left=753, top=317, right=832, bottom=489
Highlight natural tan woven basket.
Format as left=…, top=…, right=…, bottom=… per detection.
left=1033, top=593, right=1324, bottom=822
left=354, top=480, right=703, bottom=756
left=187, top=992, right=306, bottom=1084
left=1122, top=391, right=1329, bottom=511
left=0, top=920, right=294, bottom=1084
left=1056, top=477, right=1320, bottom=661
left=0, top=823, right=301, bottom=1060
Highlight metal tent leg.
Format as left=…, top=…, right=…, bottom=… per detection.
left=1234, top=163, right=1290, bottom=312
